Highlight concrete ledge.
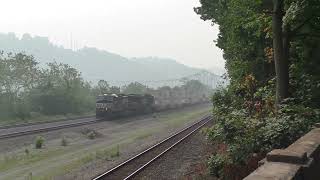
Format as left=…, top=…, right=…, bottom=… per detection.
left=244, top=127, right=320, bottom=180
left=266, top=149, right=307, bottom=164
left=244, top=162, right=301, bottom=180
left=286, top=128, right=320, bottom=160
left=258, top=158, right=266, bottom=166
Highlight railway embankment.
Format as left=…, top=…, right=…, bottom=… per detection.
left=132, top=121, right=214, bottom=180
left=93, top=116, right=211, bottom=180
left=245, top=124, right=320, bottom=180
left=0, top=104, right=210, bottom=180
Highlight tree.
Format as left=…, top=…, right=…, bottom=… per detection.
left=195, top=1, right=320, bottom=178
left=0, top=52, right=40, bottom=119
left=195, top=0, right=274, bottom=85
left=97, top=80, right=110, bottom=94
left=271, top=0, right=320, bottom=104
left=32, top=62, right=93, bottom=115
left=272, top=0, right=289, bottom=104
left=121, top=82, right=148, bottom=94
left=109, top=86, right=120, bottom=94
left=195, top=0, right=320, bottom=106
left=183, top=80, right=209, bottom=98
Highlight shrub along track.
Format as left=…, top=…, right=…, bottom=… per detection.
left=93, top=115, right=212, bottom=180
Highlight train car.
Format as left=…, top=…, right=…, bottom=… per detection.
left=96, top=93, right=155, bottom=118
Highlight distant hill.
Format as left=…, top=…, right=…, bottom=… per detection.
left=0, top=33, right=220, bottom=86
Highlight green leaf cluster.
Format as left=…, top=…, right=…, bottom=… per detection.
left=208, top=87, right=319, bottom=178
left=0, top=52, right=95, bottom=119
left=195, top=0, right=320, bottom=178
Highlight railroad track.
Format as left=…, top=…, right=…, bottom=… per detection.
left=0, top=115, right=95, bottom=130
left=0, top=104, right=210, bottom=140
left=93, top=115, right=212, bottom=180
left=0, top=117, right=102, bottom=140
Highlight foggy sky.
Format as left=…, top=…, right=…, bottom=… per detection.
left=0, top=0, right=225, bottom=73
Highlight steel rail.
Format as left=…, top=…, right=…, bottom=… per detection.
left=93, top=114, right=211, bottom=180
left=0, top=103, right=209, bottom=130
left=0, top=115, right=95, bottom=130
left=0, top=103, right=210, bottom=140
left=0, top=117, right=102, bottom=140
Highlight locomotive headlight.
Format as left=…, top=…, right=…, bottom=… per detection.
left=105, top=107, right=108, bottom=111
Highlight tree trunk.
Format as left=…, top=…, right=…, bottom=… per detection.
left=272, top=0, right=289, bottom=105
left=282, top=25, right=290, bottom=95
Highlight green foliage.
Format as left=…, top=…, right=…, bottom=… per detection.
left=31, top=62, right=94, bottom=115
left=183, top=80, right=210, bottom=97
left=208, top=87, right=319, bottom=178
left=35, top=136, right=44, bottom=149
left=208, top=153, right=230, bottom=178
left=0, top=52, right=95, bottom=120
left=0, top=52, right=40, bottom=119
left=195, top=0, right=273, bottom=84
left=26, top=172, right=33, bottom=180
left=96, top=80, right=110, bottom=94
left=87, top=132, right=96, bottom=140
left=109, top=86, right=121, bottom=94
left=92, top=81, right=121, bottom=95
left=195, top=0, right=320, bottom=88
left=82, top=129, right=99, bottom=140
left=0, top=51, right=212, bottom=124
left=24, top=148, right=30, bottom=156
left=121, top=82, right=149, bottom=94
left=109, top=145, right=120, bottom=158
left=290, top=67, right=320, bottom=108
left=195, top=1, right=320, bottom=178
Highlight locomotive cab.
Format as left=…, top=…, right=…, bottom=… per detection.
left=95, top=94, right=120, bottom=118
left=95, top=93, right=155, bottom=118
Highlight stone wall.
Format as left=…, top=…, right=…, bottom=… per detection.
left=244, top=125, right=320, bottom=180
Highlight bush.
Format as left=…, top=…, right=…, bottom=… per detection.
left=208, top=154, right=230, bottom=178
left=207, top=81, right=320, bottom=179
left=35, top=136, right=44, bottom=149
left=24, top=148, right=30, bottom=156
left=87, top=131, right=97, bottom=140
left=110, top=145, right=120, bottom=158
left=61, top=136, right=68, bottom=146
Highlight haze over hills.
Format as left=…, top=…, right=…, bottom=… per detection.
left=0, top=33, right=220, bottom=86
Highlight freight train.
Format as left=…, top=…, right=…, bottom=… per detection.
left=96, top=94, right=154, bottom=118
left=95, top=92, right=209, bottom=118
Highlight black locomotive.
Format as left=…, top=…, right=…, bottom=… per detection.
left=96, top=94, right=155, bottom=118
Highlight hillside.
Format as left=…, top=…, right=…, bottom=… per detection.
left=0, top=33, right=217, bottom=86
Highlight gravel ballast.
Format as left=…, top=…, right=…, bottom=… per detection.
left=132, top=122, right=215, bottom=180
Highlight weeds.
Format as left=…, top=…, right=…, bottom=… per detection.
left=61, top=136, right=68, bottom=146
left=87, top=131, right=97, bottom=139
left=80, top=145, right=121, bottom=164
left=24, top=148, right=30, bottom=156
left=25, top=172, right=33, bottom=180
left=110, top=145, right=120, bottom=158
left=35, top=136, right=44, bottom=149
left=81, top=128, right=100, bottom=140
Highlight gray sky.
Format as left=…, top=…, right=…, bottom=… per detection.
left=0, top=0, right=225, bottom=73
